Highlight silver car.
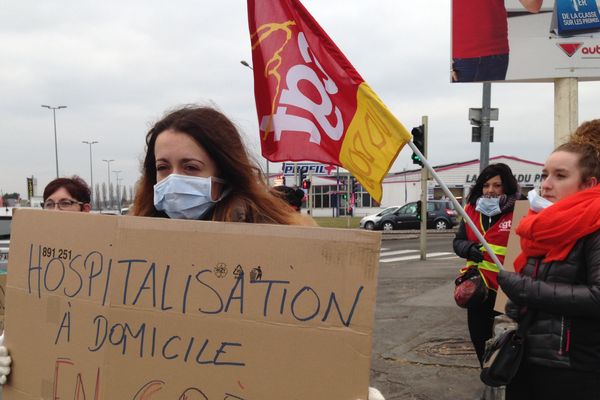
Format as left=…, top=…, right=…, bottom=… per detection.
left=359, top=206, right=400, bottom=230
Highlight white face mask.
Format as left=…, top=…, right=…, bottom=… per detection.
left=527, top=189, right=553, bottom=213
left=475, top=196, right=501, bottom=217
left=153, top=174, right=227, bottom=220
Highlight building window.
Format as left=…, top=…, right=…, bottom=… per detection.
left=307, top=182, right=378, bottom=208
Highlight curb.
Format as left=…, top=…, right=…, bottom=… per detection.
left=380, top=228, right=458, bottom=240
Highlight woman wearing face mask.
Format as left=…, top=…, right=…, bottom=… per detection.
left=498, top=120, right=600, bottom=399
left=453, top=163, right=522, bottom=366
left=130, top=106, right=314, bottom=225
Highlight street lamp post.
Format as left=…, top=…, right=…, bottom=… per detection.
left=102, top=159, right=114, bottom=209
left=41, top=105, right=67, bottom=178
left=240, top=60, right=271, bottom=186
left=113, top=170, right=122, bottom=211
left=82, top=140, right=99, bottom=208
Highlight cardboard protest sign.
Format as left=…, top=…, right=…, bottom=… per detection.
left=494, top=200, right=529, bottom=313
left=4, top=209, right=381, bottom=400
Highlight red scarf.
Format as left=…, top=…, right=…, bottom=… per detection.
left=514, top=185, right=600, bottom=272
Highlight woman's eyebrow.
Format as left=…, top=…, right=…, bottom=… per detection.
left=181, top=158, right=206, bottom=166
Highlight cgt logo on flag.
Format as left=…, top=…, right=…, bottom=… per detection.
left=247, top=0, right=412, bottom=202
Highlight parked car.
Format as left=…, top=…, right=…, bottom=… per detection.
left=374, top=200, right=457, bottom=231
left=359, top=206, right=401, bottom=230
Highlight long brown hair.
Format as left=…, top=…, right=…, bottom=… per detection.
left=131, top=106, right=305, bottom=225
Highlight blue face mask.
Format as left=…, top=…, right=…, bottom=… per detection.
left=475, top=196, right=501, bottom=217
left=527, top=189, right=553, bottom=213
left=153, top=174, right=227, bottom=220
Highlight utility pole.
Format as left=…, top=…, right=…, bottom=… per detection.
left=41, top=105, right=67, bottom=178
left=334, top=166, right=340, bottom=218
left=468, top=84, right=498, bottom=173
left=102, top=159, right=114, bottom=209
left=113, top=170, right=122, bottom=210
left=554, top=77, right=578, bottom=145
left=480, top=82, right=492, bottom=171
left=420, top=116, right=428, bottom=260
left=347, top=173, right=351, bottom=228
left=82, top=140, right=98, bottom=208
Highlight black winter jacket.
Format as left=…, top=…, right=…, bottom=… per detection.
left=498, top=230, right=600, bottom=371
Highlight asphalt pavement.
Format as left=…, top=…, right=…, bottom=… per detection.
left=370, top=233, right=486, bottom=400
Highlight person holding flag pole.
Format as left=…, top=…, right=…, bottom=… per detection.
left=408, top=142, right=505, bottom=272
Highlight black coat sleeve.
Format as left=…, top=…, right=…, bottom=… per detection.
left=498, top=232, right=600, bottom=318
left=453, top=220, right=476, bottom=259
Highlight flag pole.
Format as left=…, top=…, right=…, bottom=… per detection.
left=407, top=141, right=505, bottom=271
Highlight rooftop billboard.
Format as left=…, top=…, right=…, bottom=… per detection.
left=452, top=0, right=600, bottom=82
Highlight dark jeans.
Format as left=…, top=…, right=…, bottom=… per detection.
left=467, top=290, right=498, bottom=366
left=452, top=54, right=509, bottom=82
left=507, top=362, right=600, bottom=399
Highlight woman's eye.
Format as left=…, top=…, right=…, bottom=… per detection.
left=184, top=164, right=200, bottom=172
left=156, top=165, right=169, bottom=171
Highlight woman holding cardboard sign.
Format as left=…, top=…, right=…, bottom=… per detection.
left=498, top=119, right=600, bottom=399
left=131, top=105, right=383, bottom=399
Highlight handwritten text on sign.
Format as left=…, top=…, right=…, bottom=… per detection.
left=5, top=210, right=379, bottom=400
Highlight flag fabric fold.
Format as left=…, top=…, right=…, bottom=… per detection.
left=248, top=0, right=412, bottom=202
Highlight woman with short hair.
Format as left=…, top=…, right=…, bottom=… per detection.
left=42, top=175, right=92, bottom=212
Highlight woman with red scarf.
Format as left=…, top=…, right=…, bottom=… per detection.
left=498, top=119, right=600, bottom=399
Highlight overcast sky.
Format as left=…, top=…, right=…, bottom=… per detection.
left=1, top=0, right=598, bottom=197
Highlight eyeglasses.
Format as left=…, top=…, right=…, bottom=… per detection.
left=42, top=199, right=83, bottom=210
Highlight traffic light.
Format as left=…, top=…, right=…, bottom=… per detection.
left=351, top=177, right=359, bottom=193
left=416, top=200, right=422, bottom=220
left=411, top=125, right=424, bottom=167
left=302, top=179, right=311, bottom=190
left=299, top=169, right=306, bottom=185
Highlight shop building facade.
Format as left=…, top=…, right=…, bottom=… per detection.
left=275, top=156, right=543, bottom=217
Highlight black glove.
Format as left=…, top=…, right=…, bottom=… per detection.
left=505, top=299, right=527, bottom=322
left=468, top=244, right=484, bottom=263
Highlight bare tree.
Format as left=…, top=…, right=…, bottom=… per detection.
left=109, top=183, right=115, bottom=209
left=94, top=183, right=101, bottom=210
left=121, top=188, right=128, bottom=208
left=101, top=183, right=108, bottom=209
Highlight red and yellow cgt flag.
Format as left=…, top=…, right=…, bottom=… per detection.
left=247, top=0, right=412, bottom=203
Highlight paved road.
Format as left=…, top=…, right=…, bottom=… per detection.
left=371, top=235, right=484, bottom=400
